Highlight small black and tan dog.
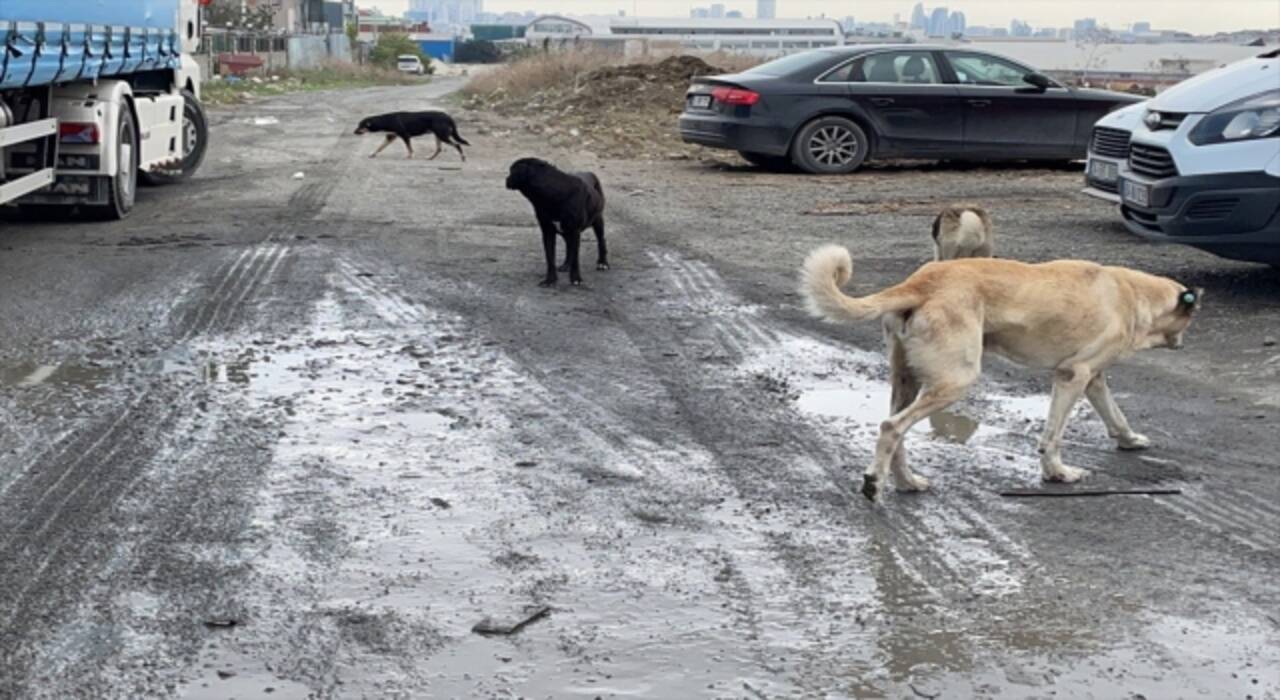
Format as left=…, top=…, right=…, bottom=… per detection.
left=354, top=110, right=469, bottom=161
left=506, top=158, right=608, bottom=287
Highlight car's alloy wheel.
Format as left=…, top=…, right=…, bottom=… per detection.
left=791, top=117, right=869, bottom=175
left=809, top=126, right=858, bottom=166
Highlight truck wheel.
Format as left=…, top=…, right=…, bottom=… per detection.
left=790, top=116, right=869, bottom=175
left=89, top=104, right=139, bottom=220
left=141, top=90, right=208, bottom=185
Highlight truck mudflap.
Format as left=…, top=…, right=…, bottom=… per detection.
left=18, top=174, right=107, bottom=206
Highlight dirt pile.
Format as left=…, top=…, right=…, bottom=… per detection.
left=463, top=55, right=731, bottom=161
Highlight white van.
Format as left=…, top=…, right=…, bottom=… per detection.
left=1083, top=49, right=1280, bottom=266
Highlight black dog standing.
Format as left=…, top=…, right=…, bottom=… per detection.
left=506, top=158, right=608, bottom=287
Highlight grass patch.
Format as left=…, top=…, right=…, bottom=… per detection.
left=203, top=64, right=422, bottom=106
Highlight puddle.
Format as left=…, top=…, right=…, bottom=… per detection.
left=794, top=383, right=995, bottom=445
left=0, top=361, right=113, bottom=389
left=740, top=331, right=1082, bottom=446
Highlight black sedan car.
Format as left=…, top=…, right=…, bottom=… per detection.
left=679, top=45, right=1144, bottom=174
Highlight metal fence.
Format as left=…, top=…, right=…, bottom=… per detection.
left=195, top=29, right=352, bottom=76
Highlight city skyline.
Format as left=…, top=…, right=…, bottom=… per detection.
left=365, top=0, right=1279, bottom=34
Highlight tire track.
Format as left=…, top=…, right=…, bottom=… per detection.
left=644, top=247, right=1038, bottom=600
left=0, top=111, right=356, bottom=694
left=330, top=255, right=823, bottom=679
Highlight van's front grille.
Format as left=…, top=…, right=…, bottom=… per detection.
left=1129, top=143, right=1178, bottom=179
left=1090, top=127, right=1130, bottom=159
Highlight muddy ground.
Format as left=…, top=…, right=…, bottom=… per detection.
left=1, top=80, right=1278, bottom=699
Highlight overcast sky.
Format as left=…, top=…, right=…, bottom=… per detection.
left=369, top=0, right=1279, bottom=33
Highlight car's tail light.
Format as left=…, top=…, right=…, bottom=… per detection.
left=59, top=122, right=100, bottom=144
left=711, top=87, right=760, bottom=106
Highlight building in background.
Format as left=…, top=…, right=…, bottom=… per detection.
left=405, top=0, right=483, bottom=31
left=1074, top=17, right=1099, bottom=39
left=757, top=0, right=776, bottom=20
left=927, top=7, right=948, bottom=36
left=246, top=0, right=353, bottom=34
left=524, top=15, right=844, bottom=56
left=355, top=7, right=429, bottom=40
left=910, top=3, right=927, bottom=30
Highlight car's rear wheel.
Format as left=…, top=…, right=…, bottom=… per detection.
left=791, top=117, right=869, bottom=175
left=738, top=151, right=794, bottom=172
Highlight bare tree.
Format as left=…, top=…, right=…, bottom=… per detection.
left=1075, top=28, right=1118, bottom=86
left=204, top=0, right=277, bottom=31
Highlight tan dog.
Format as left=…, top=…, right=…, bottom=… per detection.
left=932, top=205, right=993, bottom=261
left=800, top=245, right=1202, bottom=501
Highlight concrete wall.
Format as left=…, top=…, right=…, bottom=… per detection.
left=285, top=34, right=352, bottom=70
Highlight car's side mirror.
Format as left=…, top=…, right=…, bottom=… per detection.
left=1024, top=72, right=1052, bottom=91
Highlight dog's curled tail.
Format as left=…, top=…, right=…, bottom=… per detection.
left=800, top=244, right=917, bottom=323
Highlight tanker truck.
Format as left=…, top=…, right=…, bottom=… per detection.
left=0, top=0, right=207, bottom=218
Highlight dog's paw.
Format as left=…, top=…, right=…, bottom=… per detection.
left=1043, top=465, right=1089, bottom=483
left=1117, top=433, right=1151, bottom=451
left=538, top=278, right=557, bottom=288
left=894, top=473, right=930, bottom=492
left=596, top=262, right=611, bottom=271
left=570, top=279, right=583, bottom=287
left=860, top=474, right=879, bottom=502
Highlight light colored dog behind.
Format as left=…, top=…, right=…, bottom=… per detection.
left=932, top=204, right=993, bottom=261
left=800, top=245, right=1202, bottom=501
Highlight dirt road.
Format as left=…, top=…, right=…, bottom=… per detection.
left=0, top=80, right=1277, bottom=699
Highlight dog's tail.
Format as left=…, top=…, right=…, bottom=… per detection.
left=800, top=245, right=919, bottom=323
left=449, top=122, right=470, bottom=146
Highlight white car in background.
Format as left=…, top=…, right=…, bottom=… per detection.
left=1085, top=49, right=1280, bottom=266
left=1082, top=100, right=1147, bottom=202
left=397, top=54, right=426, bottom=75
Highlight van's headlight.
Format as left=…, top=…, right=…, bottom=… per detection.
left=1189, top=90, right=1280, bottom=145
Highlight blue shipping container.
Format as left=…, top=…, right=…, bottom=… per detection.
left=417, top=39, right=454, bottom=63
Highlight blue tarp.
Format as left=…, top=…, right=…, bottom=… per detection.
left=0, top=0, right=183, bottom=28
left=0, top=0, right=183, bottom=88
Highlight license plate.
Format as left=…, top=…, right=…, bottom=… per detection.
left=1088, top=158, right=1118, bottom=183
left=1122, top=180, right=1151, bottom=207
left=690, top=95, right=712, bottom=109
